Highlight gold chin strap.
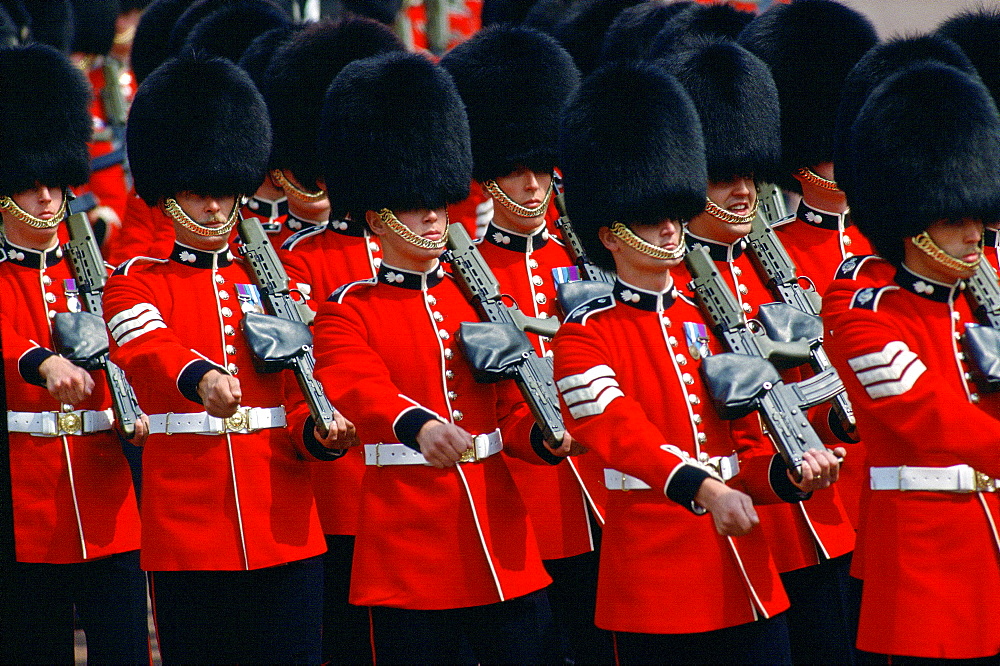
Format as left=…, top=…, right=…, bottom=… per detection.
left=270, top=169, right=327, bottom=203
left=610, top=222, right=686, bottom=260
left=483, top=178, right=554, bottom=219
left=0, top=190, right=68, bottom=229
left=378, top=208, right=449, bottom=250
left=705, top=197, right=758, bottom=225
left=163, top=197, right=242, bottom=237
left=911, top=230, right=982, bottom=273
left=795, top=167, right=839, bottom=191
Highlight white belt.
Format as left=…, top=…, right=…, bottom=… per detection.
left=364, top=429, right=503, bottom=466
left=147, top=406, right=286, bottom=435
left=7, top=409, right=114, bottom=436
left=870, top=464, right=997, bottom=493
left=605, top=452, right=740, bottom=491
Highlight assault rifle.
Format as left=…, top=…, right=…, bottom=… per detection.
left=90, top=58, right=129, bottom=175
left=53, top=192, right=142, bottom=438
left=237, top=215, right=337, bottom=438
left=686, top=244, right=846, bottom=478
left=445, top=222, right=566, bottom=446
left=961, top=259, right=1000, bottom=392
left=745, top=182, right=857, bottom=439
left=551, top=174, right=614, bottom=314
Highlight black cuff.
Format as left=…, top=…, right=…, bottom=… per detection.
left=301, top=417, right=348, bottom=461
left=394, top=407, right=439, bottom=452
left=666, top=464, right=712, bottom=514
left=828, top=407, right=860, bottom=444
left=178, top=360, right=223, bottom=404
left=20, top=347, right=56, bottom=387
left=529, top=424, right=563, bottom=465
left=770, top=455, right=812, bottom=503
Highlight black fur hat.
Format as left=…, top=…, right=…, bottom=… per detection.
left=319, top=51, right=472, bottom=219
left=481, top=0, right=538, bottom=28
left=649, top=2, right=753, bottom=59
left=834, top=33, right=975, bottom=203
left=664, top=37, right=780, bottom=184
left=441, top=25, right=579, bottom=183
left=261, top=16, right=404, bottom=193
left=847, top=62, right=1000, bottom=264
left=70, top=0, right=120, bottom=55
left=0, top=44, right=91, bottom=197
left=738, top=0, right=877, bottom=192
left=127, top=53, right=271, bottom=205
left=131, top=0, right=196, bottom=84
left=559, top=60, right=706, bottom=272
left=937, top=8, right=1000, bottom=107
left=23, top=0, right=73, bottom=52
left=181, top=0, right=291, bottom=64
left=552, top=0, right=643, bottom=75
left=599, top=1, right=691, bottom=64
left=237, top=23, right=299, bottom=88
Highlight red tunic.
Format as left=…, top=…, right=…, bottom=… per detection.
left=103, top=242, right=326, bottom=571
left=240, top=195, right=288, bottom=246
left=0, top=239, right=140, bottom=563
left=311, top=261, right=551, bottom=610
left=106, top=189, right=174, bottom=267
left=553, top=278, right=792, bottom=634
left=475, top=222, right=596, bottom=560
left=280, top=218, right=382, bottom=537
left=824, top=265, right=1000, bottom=659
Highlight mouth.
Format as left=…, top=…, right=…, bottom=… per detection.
left=523, top=199, right=541, bottom=208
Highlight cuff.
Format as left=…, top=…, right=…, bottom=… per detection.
left=177, top=359, right=224, bottom=404
left=394, top=407, right=439, bottom=452
left=301, top=417, right=348, bottom=462
left=666, top=464, right=712, bottom=515
left=20, top=347, right=56, bottom=387
left=529, top=424, right=563, bottom=465
left=769, top=455, right=812, bottom=503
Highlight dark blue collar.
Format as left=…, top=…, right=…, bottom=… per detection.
left=613, top=278, right=676, bottom=312
left=244, top=196, right=288, bottom=221
left=326, top=216, right=369, bottom=238
left=483, top=222, right=550, bottom=253
left=0, top=239, right=63, bottom=269
left=284, top=213, right=321, bottom=234
left=796, top=200, right=851, bottom=230
left=685, top=231, right=745, bottom=262
left=170, top=242, right=234, bottom=269
left=895, top=264, right=962, bottom=303
left=377, top=262, right=446, bottom=290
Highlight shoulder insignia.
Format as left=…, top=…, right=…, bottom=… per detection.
left=112, top=255, right=167, bottom=276
left=848, top=340, right=926, bottom=400
left=328, top=277, right=377, bottom=303
left=835, top=254, right=876, bottom=280
left=281, top=223, right=325, bottom=251
left=565, top=294, right=615, bottom=325
left=849, top=285, right=896, bottom=311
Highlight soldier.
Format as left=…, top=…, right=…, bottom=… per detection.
left=440, top=25, right=611, bottom=665
left=0, top=43, right=147, bottom=664
left=104, top=53, right=353, bottom=664
left=309, top=50, right=557, bottom=664
left=556, top=58, right=842, bottom=665
left=824, top=60, right=1000, bottom=661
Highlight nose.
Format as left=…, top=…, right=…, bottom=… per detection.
left=205, top=197, right=223, bottom=213
left=37, top=186, right=53, bottom=203
left=424, top=208, right=438, bottom=224
left=525, top=171, right=540, bottom=192
left=662, top=219, right=680, bottom=236
left=733, top=177, right=753, bottom=195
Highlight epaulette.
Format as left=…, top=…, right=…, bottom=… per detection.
left=565, top=293, right=615, bottom=325
left=849, top=285, right=896, bottom=311
left=328, top=277, right=378, bottom=303
left=112, top=255, right=167, bottom=276
left=280, top=223, right=326, bottom=251
left=834, top=254, right=878, bottom=280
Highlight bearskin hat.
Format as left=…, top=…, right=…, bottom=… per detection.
left=70, top=0, right=120, bottom=55
left=319, top=51, right=472, bottom=219
left=599, top=1, right=691, bottom=64
left=22, top=0, right=73, bottom=52
left=552, top=0, right=644, bottom=75
left=847, top=62, right=1000, bottom=264
left=261, top=16, right=404, bottom=193
left=0, top=44, right=91, bottom=197
left=441, top=26, right=579, bottom=184
left=481, top=0, right=539, bottom=28
left=649, top=2, right=753, bottom=59
left=127, top=53, right=271, bottom=206
left=559, top=60, right=706, bottom=272
left=182, top=0, right=291, bottom=64
left=523, top=0, right=571, bottom=34
left=131, top=0, right=196, bottom=84
left=237, top=24, right=299, bottom=88
left=937, top=8, right=1000, bottom=106
left=738, top=0, right=877, bottom=192
left=834, top=33, right=975, bottom=203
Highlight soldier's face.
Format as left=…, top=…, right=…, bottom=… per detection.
left=10, top=183, right=63, bottom=222
left=686, top=176, right=756, bottom=244
left=491, top=168, right=552, bottom=234
left=908, top=217, right=984, bottom=283
left=603, top=217, right=684, bottom=275
left=370, top=207, right=448, bottom=267
left=171, top=192, right=237, bottom=250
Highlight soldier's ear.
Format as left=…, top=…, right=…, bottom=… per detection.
left=598, top=225, right=619, bottom=254
left=366, top=210, right=386, bottom=236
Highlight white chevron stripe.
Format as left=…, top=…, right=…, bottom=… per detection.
left=556, top=364, right=615, bottom=393
left=863, top=359, right=926, bottom=399
left=116, top=320, right=167, bottom=346
left=108, top=303, right=166, bottom=345
left=848, top=341, right=926, bottom=399
left=855, top=349, right=919, bottom=386
left=848, top=340, right=907, bottom=372
left=568, top=387, right=624, bottom=419
left=562, top=376, right=620, bottom=407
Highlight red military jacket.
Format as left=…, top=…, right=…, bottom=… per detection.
left=774, top=199, right=873, bottom=296
left=311, top=261, right=552, bottom=610
left=240, top=195, right=289, bottom=249
left=553, top=277, right=794, bottom=634
left=103, top=242, right=327, bottom=571
left=823, top=264, right=1000, bottom=659
left=676, top=232, right=856, bottom=572
left=280, top=217, right=383, bottom=538
left=475, top=222, right=597, bottom=561
left=0, top=238, right=141, bottom=563
left=106, top=190, right=174, bottom=267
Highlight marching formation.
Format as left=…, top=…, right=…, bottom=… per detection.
left=1, top=0, right=999, bottom=663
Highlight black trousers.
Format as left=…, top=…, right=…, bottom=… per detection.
left=0, top=549, right=148, bottom=665
left=321, top=534, right=373, bottom=665
left=150, top=554, right=324, bottom=665
left=543, top=549, right=614, bottom=664
left=614, top=612, right=792, bottom=665
left=371, top=588, right=553, bottom=665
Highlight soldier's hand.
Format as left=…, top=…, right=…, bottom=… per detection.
left=39, top=355, right=95, bottom=405
left=314, top=410, right=360, bottom=450
left=695, top=478, right=759, bottom=536
left=119, top=413, right=150, bottom=446
left=416, top=420, right=474, bottom=469
left=198, top=369, right=242, bottom=418
left=545, top=431, right=588, bottom=457
left=791, top=447, right=846, bottom=493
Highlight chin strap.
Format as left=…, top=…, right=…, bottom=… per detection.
left=483, top=178, right=554, bottom=219
left=911, top=230, right=982, bottom=273
left=610, top=221, right=686, bottom=260
left=0, top=190, right=68, bottom=229
left=378, top=208, right=449, bottom=249
left=271, top=169, right=326, bottom=203
left=163, top=197, right=243, bottom=237
left=705, top=197, right=758, bottom=225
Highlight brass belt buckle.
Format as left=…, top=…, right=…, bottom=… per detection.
left=57, top=409, right=82, bottom=435
left=224, top=407, right=250, bottom=433
left=975, top=470, right=996, bottom=492
left=458, top=445, right=478, bottom=464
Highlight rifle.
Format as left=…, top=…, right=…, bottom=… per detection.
left=445, top=222, right=566, bottom=445
left=745, top=182, right=857, bottom=439
left=54, top=192, right=142, bottom=439
left=237, top=215, right=336, bottom=437
left=961, top=259, right=1000, bottom=392
left=91, top=58, right=129, bottom=176
left=551, top=174, right=614, bottom=314
left=685, top=244, right=845, bottom=477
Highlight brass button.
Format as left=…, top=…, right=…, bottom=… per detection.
left=221, top=307, right=233, bottom=317
left=531, top=275, right=544, bottom=286
left=452, top=410, right=463, bottom=421
left=227, top=363, right=238, bottom=375
left=44, top=292, right=56, bottom=303
left=219, top=291, right=230, bottom=300
left=444, top=348, right=453, bottom=360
